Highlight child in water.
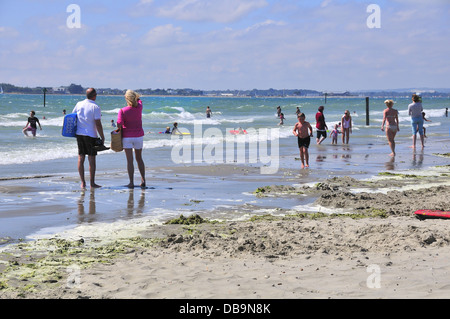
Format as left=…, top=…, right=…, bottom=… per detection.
left=278, top=113, right=285, bottom=126
left=293, top=113, right=313, bottom=168
left=422, top=112, right=431, bottom=138
left=171, top=122, right=181, bottom=135
left=23, top=110, right=42, bottom=137
left=330, top=124, right=340, bottom=145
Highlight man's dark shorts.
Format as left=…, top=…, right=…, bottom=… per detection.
left=76, top=135, right=98, bottom=156
left=297, top=136, right=311, bottom=149
left=316, top=130, right=327, bottom=140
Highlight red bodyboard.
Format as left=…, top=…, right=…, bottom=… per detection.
left=414, top=210, right=450, bottom=220
left=229, top=130, right=247, bottom=135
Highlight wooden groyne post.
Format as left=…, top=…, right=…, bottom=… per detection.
left=365, top=97, right=370, bottom=125
left=43, top=88, right=47, bottom=107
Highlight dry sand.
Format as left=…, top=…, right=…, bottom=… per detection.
left=1, top=166, right=450, bottom=299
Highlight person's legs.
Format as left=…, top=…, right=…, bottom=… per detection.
left=411, top=117, right=420, bottom=148
left=387, top=129, right=396, bottom=156
left=299, top=148, right=305, bottom=168
left=134, top=148, right=146, bottom=188
left=78, top=155, right=86, bottom=188
left=417, top=119, right=425, bottom=148
left=317, top=131, right=326, bottom=144
left=304, top=147, right=310, bottom=167
left=88, top=155, right=100, bottom=188
left=124, top=148, right=134, bottom=188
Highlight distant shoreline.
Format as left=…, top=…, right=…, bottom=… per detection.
left=2, top=92, right=449, bottom=99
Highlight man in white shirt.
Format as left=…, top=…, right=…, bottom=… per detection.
left=408, top=94, right=424, bottom=149
left=72, top=88, right=105, bottom=188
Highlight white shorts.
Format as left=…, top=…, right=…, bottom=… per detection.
left=122, top=136, right=144, bottom=149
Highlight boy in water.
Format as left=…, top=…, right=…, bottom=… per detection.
left=278, top=113, right=285, bottom=125
left=293, top=113, right=313, bottom=168
left=23, top=110, right=42, bottom=137
left=171, top=122, right=181, bottom=135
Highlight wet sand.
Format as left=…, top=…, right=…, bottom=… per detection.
left=1, top=163, right=450, bottom=299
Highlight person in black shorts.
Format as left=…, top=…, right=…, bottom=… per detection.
left=315, top=106, right=328, bottom=144
left=293, top=113, right=313, bottom=168
left=72, top=88, right=106, bottom=189
left=23, top=111, right=42, bottom=137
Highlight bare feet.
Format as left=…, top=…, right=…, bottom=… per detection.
left=91, top=183, right=102, bottom=188
left=125, top=183, right=134, bottom=189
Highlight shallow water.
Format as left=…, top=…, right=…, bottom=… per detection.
left=1, top=94, right=449, bottom=244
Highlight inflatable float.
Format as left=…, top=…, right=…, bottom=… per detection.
left=229, top=130, right=247, bottom=135
left=414, top=210, right=450, bottom=220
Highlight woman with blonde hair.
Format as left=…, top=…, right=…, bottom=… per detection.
left=381, top=99, right=400, bottom=157
left=341, top=109, right=352, bottom=144
left=117, top=90, right=146, bottom=188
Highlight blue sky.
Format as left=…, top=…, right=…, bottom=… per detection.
left=0, top=0, right=449, bottom=91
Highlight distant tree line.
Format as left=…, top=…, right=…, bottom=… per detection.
left=1, top=83, right=449, bottom=98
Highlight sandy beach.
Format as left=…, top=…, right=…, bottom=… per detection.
left=1, top=162, right=450, bottom=300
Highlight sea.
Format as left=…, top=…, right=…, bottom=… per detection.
left=0, top=93, right=449, bottom=244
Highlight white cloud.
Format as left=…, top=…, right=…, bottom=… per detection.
left=321, top=0, right=333, bottom=8
left=392, top=0, right=449, bottom=4
left=14, top=40, right=45, bottom=54
left=1, top=1, right=449, bottom=90
left=142, top=24, right=186, bottom=46
left=0, top=26, right=20, bottom=38
left=243, top=19, right=286, bottom=33
left=155, top=0, right=268, bottom=23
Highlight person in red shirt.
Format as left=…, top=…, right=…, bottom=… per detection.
left=315, top=106, right=328, bottom=144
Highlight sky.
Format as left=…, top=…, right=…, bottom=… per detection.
left=0, top=0, right=449, bottom=92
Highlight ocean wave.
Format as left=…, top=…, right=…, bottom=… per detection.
left=0, top=145, right=78, bottom=165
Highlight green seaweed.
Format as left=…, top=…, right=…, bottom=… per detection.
left=0, top=235, right=161, bottom=296
left=433, top=153, right=450, bottom=157
left=248, top=214, right=280, bottom=222
left=165, top=214, right=212, bottom=225
left=378, top=172, right=420, bottom=178
left=254, top=186, right=271, bottom=196
left=248, top=210, right=388, bottom=223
